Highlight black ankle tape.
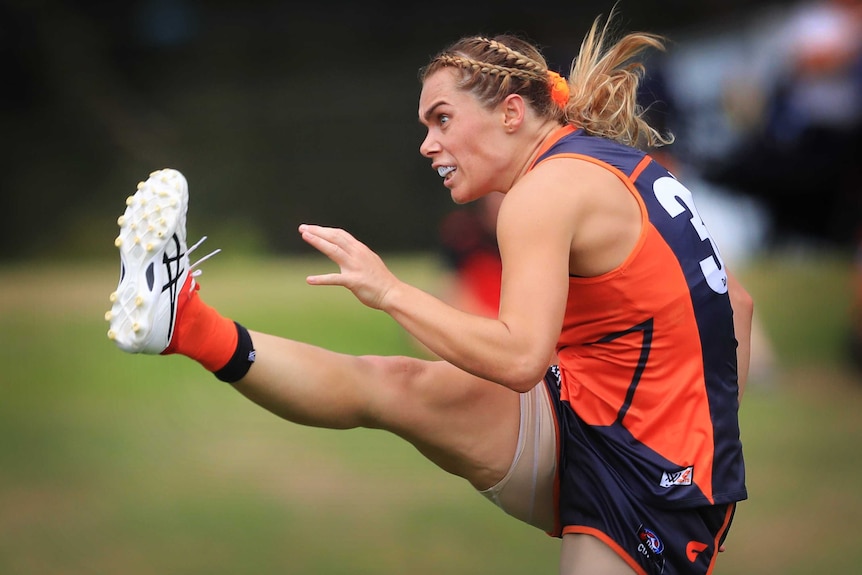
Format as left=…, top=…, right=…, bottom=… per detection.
left=214, top=322, right=256, bottom=383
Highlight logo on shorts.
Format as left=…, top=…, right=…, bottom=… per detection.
left=636, top=525, right=666, bottom=572
left=660, top=465, right=693, bottom=488
left=686, top=540, right=709, bottom=562
left=638, top=526, right=664, bottom=554
left=550, top=365, right=561, bottom=388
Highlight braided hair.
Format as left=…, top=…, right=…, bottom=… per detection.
left=420, top=12, right=673, bottom=148
left=420, top=34, right=565, bottom=124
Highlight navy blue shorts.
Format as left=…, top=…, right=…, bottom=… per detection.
left=543, top=367, right=737, bottom=575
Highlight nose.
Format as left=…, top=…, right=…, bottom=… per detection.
left=419, top=130, right=439, bottom=158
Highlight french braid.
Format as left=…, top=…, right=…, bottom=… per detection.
left=420, top=11, right=673, bottom=148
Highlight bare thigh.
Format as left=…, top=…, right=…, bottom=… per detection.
left=560, top=534, right=637, bottom=575
left=233, top=333, right=521, bottom=492
left=361, top=356, right=522, bottom=491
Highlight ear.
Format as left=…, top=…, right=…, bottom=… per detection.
left=500, top=93, right=526, bottom=133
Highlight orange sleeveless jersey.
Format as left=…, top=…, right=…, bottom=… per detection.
left=534, top=126, right=746, bottom=508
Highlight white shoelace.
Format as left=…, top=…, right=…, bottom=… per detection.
left=187, top=236, right=222, bottom=287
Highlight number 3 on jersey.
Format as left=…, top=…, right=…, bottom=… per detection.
left=653, top=177, right=728, bottom=294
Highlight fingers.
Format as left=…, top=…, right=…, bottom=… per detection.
left=299, top=224, right=357, bottom=287
left=299, top=224, right=354, bottom=246
left=299, top=224, right=349, bottom=259
left=305, top=272, right=344, bottom=286
left=296, top=223, right=392, bottom=309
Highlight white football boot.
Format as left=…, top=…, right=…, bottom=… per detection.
left=106, top=168, right=218, bottom=354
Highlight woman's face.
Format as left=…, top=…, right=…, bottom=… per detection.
left=418, top=68, right=512, bottom=204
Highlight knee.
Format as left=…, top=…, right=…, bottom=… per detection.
left=354, top=355, right=488, bottom=427
left=353, top=355, right=436, bottom=425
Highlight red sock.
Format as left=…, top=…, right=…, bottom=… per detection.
left=162, top=277, right=237, bottom=373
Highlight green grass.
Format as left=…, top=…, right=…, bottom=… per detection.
left=1, top=253, right=860, bottom=574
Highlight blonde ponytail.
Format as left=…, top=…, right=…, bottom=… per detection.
left=565, top=12, right=673, bottom=147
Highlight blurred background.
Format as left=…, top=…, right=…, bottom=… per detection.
left=1, top=0, right=856, bottom=261
left=2, top=0, right=862, bottom=573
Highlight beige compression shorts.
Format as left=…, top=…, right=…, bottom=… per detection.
left=478, top=380, right=558, bottom=533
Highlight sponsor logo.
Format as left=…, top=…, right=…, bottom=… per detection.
left=638, top=526, right=664, bottom=554
left=636, top=524, right=666, bottom=572
left=660, top=466, right=693, bottom=488
left=686, top=541, right=709, bottom=562
left=550, top=365, right=561, bottom=388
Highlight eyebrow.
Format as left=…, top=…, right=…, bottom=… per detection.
left=421, top=101, right=447, bottom=123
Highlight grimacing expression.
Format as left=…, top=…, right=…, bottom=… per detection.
left=418, top=68, right=512, bottom=204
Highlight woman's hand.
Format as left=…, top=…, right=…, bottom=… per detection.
left=299, top=224, right=398, bottom=311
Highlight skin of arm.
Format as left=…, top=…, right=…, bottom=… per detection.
left=299, top=120, right=655, bottom=395
left=727, top=271, right=754, bottom=404
left=298, top=170, right=574, bottom=392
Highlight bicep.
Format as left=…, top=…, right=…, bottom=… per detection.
left=495, top=186, right=576, bottom=363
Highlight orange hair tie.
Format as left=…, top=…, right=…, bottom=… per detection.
left=547, top=70, right=569, bottom=108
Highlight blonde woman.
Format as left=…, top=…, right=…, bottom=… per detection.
left=107, top=12, right=752, bottom=575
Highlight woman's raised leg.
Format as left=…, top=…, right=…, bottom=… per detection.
left=105, top=168, right=531, bottom=518
left=233, top=330, right=521, bottom=491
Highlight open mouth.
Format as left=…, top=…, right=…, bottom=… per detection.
left=437, top=166, right=456, bottom=178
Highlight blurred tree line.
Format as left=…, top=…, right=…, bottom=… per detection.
left=0, top=0, right=793, bottom=261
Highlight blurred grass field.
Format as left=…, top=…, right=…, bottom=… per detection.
left=1, top=252, right=861, bottom=574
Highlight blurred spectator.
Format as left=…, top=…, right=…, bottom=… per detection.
left=703, top=0, right=862, bottom=373
left=436, top=192, right=504, bottom=318
left=705, top=0, right=862, bottom=249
